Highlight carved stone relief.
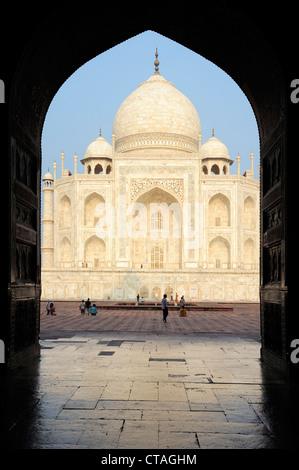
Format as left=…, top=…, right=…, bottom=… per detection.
left=130, top=178, right=183, bottom=202
left=16, top=201, right=36, bottom=230
left=263, top=243, right=281, bottom=284
left=16, top=142, right=37, bottom=194
left=263, top=145, right=281, bottom=195
left=16, top=243, right=36, bottom=282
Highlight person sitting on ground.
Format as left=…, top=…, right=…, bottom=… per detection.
left=89, top=304, right=97, bottom=315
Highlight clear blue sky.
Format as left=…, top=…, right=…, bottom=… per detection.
left=41, top=30, right=260, bottom=179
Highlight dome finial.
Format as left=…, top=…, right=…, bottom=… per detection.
left=99, top=128, right=102, bottom=137
left=154, top=48, right=159, bottom=73
left=212, top=128, right=215, bottom=137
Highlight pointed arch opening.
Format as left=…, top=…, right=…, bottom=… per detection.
left=132, top=186, right=182, bottom=270
left=84, top=235, right=106, bottom=268
left=6, top=3, right=293, bottom=379
left=84, top=193, right=105, bottom=227
left=208, top=193, right=230, bottom=227
left=208, top=236, right=230, bottom=269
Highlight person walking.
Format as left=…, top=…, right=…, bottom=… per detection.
left=162, top=294, right=168, bottom=323
left=80, top=300, right=85, bottom=315
left=179, top=295, right=187, bottom=316
left=46, top=299, right=51, bottom=315
left=85, top=298, right=91, bottom=315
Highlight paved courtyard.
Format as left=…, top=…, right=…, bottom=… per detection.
left=3, top=302, right=299, bottom=450
left=39, top=301, right=261, bottom=339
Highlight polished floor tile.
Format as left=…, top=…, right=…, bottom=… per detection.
left=3, top=302, right=299, bottom=449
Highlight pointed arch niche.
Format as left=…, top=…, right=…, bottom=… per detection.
left=84, top=193, right=105, bottom=227
left=244, top=196, right=256, bottom=230
left=208, top=236, right=230, bottom=269
left=59, top=236, right=72, bottom=267
left=244, top=238, right=256, bottom=269
left=208, top=193, right=231, bottom=227
left=131, top=186, right=182, bottom=270
left=84, top=235, right=106, bottom=268
left=59, top=195, right=71, bottom=229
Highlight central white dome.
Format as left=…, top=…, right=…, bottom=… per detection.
left=113, top=72, right=201, bottom=154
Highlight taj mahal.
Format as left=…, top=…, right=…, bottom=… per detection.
left=41, top=52, right=260, bottom=302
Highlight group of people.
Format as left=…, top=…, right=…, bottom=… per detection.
left=80, top=298, right=98, bottom=315
left=161, top=294, right=187, bottom=322
left=46, top=298, right=98, bottom=316
left=136, top=294, right=145, bottom=303
left=46, top=300, right=56, bottom=315
left=47, top=294, right=187, bottom=321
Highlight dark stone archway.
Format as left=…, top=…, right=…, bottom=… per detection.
left=2, top=0, right=298, bottom=379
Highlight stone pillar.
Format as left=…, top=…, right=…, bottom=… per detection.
left=61, top=152, right=64, bottom=177
left=74, top=153, right=78, bottom=175
left=53, top=161, right=57, bottom=181
left=250, top=152, right=254, bottom=176
left=237, top=154, right=241, bottom=176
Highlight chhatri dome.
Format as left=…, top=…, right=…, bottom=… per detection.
left=82, top=130, right=112, bottom=160
left=80, top=129, right=113, bottom=174
left=202, top=132, right=230, bottom=159
left=113, top=50, right=201, bottom=154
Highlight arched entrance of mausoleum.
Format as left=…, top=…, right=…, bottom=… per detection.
left=5, top=1, right=297, bottom=380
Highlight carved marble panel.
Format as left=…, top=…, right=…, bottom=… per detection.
left=130, top=178, right=183, bottom=202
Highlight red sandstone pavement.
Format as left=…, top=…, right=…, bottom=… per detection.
left=40, top=301, right=261, bottom=340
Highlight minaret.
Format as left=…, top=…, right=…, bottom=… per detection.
left=41, top=170, right=54, bottom=268
left=237, top=153, right=241, bottom=176
left=74, top=153, right=78, bottom=175
left=61, top=151, right=65, bottom=177
left=250, top=152, right=254, bottom=177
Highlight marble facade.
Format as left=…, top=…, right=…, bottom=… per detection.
left=41, top=60, right=259, bottom=302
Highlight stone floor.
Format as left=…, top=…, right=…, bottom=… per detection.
left=2, top=302, right=299, bottom=450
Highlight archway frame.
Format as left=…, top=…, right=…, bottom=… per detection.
left=5, top=1, right=296, bottom=379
